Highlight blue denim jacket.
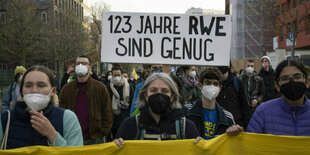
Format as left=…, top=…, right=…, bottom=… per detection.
left=1, top=82, right=19, bottom=111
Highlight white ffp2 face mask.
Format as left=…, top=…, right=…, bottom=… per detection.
left=18, top=75, right=23, bottom=82
left=201, top=85, right=220, bottom=101
left=112, top=76, right=122, bottom=84
left=23, top=88, right=54, bottom=111
left=189, top=71, right=196, bottom=78
left=75, top=64, right=88, bottom=77
left=245, top=67, right=254, bottom=74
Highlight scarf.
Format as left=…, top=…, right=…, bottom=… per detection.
left=110, top=77, right=130, bottom=115
left=182, top=73, right=198, bottom=88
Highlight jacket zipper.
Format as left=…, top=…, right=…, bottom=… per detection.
left=293, top=106, right=297, bottom=136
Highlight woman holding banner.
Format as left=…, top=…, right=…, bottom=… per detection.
left=0, top=65, right=83, bottom=149
left=114, top=72, right=199, bottom=147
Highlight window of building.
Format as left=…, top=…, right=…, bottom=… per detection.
left=280, top=26, right=284, bottom=42
left=281, top=3, right=285, bottom=13
left=287, top=22, right=292, bottom=37
left=41, top=11, right=48, bottom=24
left=293, top=0, right=297, bottom=8
left=0, top=12, right=6, bottom=24
left=55, top=0, right=57, bottom=5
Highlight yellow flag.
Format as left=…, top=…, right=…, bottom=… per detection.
left=132, top=68, right=138, bottom=80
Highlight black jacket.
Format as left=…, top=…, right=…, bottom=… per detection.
left=107, top=83, right=134, bottom=133
left=216, top=73, right=251, bottom=129
left=115, top=106, right=199, bottom=140
left=258, top=67, right=277, bottom=102
left=187, top=100, right=235, bottom=138
left=240, top=72, right=265, bottom=104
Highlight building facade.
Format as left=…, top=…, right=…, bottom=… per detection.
left=0, top=0, right=89, bottom=72
left=275, top=0, right=310, bottom=65
left=230, top=0, right=275, bottom=60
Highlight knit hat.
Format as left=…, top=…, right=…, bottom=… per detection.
left=15, top=66, right=26, bottom=76
left=261, top=56, right=271, bottom=63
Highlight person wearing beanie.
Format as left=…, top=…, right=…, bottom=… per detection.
left=258, top=56, right=277, bottom=102
left=1, top=66, right=27, bottom=111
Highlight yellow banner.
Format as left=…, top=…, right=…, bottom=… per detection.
left=1, top=133, right=310, bottom=154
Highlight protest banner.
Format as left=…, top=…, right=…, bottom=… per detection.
left=101, top=12, right=232, bottom=66
left=1, top=133, right=310, bottom=155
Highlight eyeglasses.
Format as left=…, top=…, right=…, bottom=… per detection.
left=278, top=73, right=305, bottom=84
left=76, top=62, right=89, bottom=66
left=204, top=80, right=220, bottom=87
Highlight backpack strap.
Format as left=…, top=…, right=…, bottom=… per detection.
left=181, top=116, right=186, bottom=139
left=233, top=76, right=239, bottom=93
left=139, top=129, right=146, bottom=140
left=134, top=114, right=141, bottom=140
left=136, top=114, right=186, bottom=140
left=1, top=110, right=10, bottom=150
left=175, top=116, right=186, bottom=139
left=175, top=119, right=180, bottom=139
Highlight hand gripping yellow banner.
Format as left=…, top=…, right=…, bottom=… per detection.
left=1, top=133, right=310, bottom=155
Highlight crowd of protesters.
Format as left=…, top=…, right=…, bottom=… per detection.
left=1, top=55, right=310, bottom=150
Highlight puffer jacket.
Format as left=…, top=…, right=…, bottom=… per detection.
left=247, top=96, right=310, bottom=136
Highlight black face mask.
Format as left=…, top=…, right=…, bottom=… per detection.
left=218, top=66, right=229, bottom=74
left=147, top=93, right=171, bottom=114
left=280, top=81, right=307, bottom=100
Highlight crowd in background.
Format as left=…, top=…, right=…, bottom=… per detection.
left=2, top=55, right=310, bottom=149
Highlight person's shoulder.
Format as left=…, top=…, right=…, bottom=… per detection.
left=123, top=116, right=136, bottom=124
left=185, top=118, right=196, bottom=127
left=137, top=81, right=144, bottom=87
left=90, top=78, right=108, bottom=90
left=11, top=82, right=18, bottom=88
left=92, top=77, right=105, bottom=85
left=256, top=98, right=282, bottom=111
left=118, top=117, right=137, bottom=133
left=216, top=103, right=234, bottom=120
left=256, top=75, right=263, bottom=81
left=63, top=109, right=76, bottom=116
left=62, top=80, right=76, bottom=90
